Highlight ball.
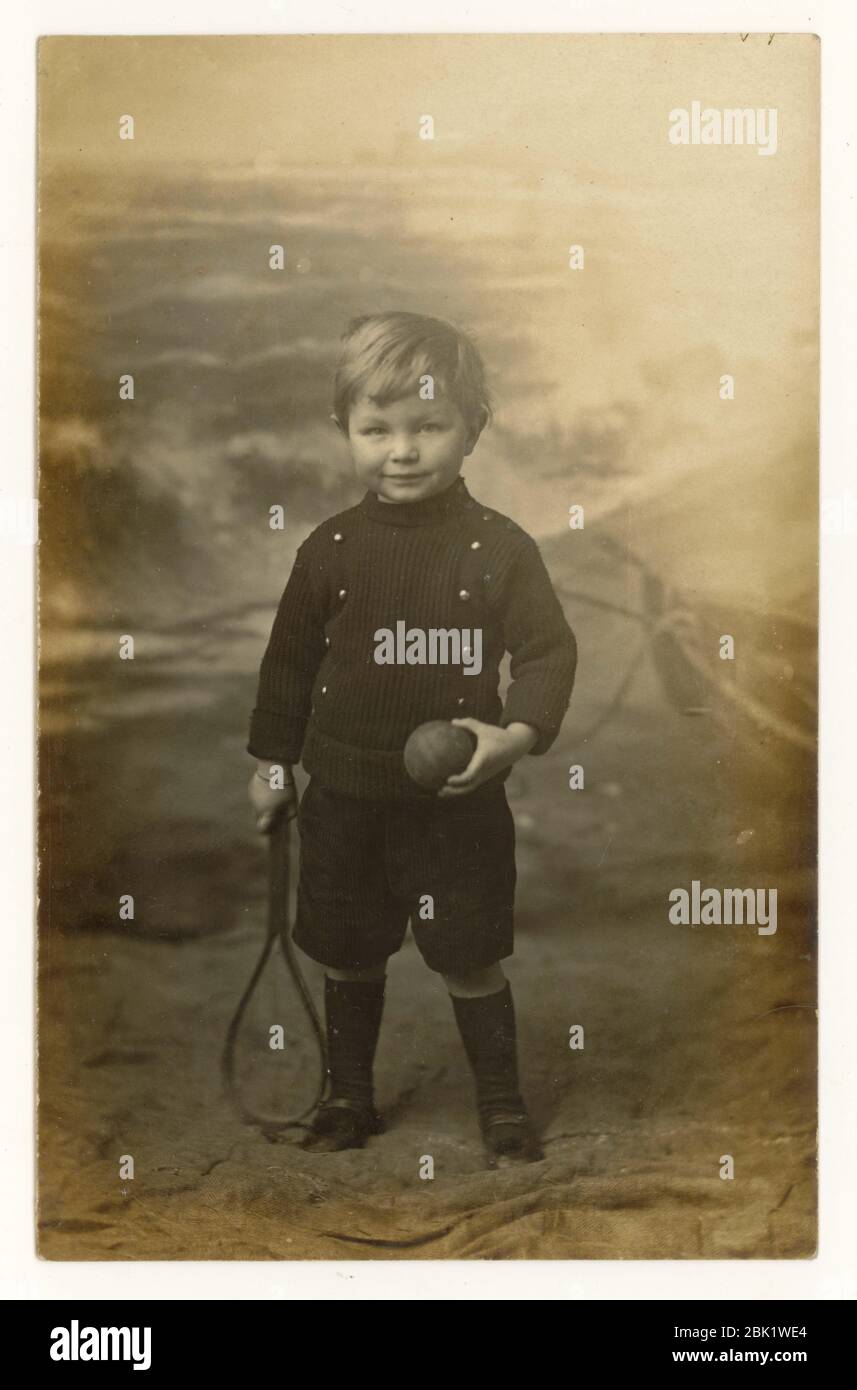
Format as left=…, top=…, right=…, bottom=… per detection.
left=403, top=720, right=477, bottom=790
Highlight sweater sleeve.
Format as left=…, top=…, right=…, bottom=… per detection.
left=497, top=536, right=577, bottom=755
left=247, top=539, right=328, bottom=762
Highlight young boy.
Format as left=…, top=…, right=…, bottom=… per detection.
left=247, top=311, right=577, bottom=1164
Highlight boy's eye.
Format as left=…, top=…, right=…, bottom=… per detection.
left=362, top=427, right=387, bottom=435
left=420, top=422, right=442, bottom=432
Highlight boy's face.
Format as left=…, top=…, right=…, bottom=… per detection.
left=343, top=392, right=480, bottom=504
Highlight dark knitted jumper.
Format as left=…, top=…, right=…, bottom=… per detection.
left=248, top=474, right=577, bottom=800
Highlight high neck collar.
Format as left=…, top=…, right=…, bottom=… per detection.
left=359, top=474, right=473, bottom=526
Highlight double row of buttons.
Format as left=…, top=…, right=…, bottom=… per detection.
left=315, top=517, right=495, bottom=714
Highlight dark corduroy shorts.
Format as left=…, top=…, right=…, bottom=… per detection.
left=293, top=777, right=517, bottom=975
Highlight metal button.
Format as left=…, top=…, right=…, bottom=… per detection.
left=482, top=513, right=491, bottom=521
left=321, top=686, right=327, bottom=694
left=470, top=540, right=481, bottom=550
left=325, top=636, right=330, bottom=646
left=338, top=588, right=347, bottom=599
left=457, top=697, right=466, bottom=706
left=459, top=589, right=470, bottom=601
left=333, top=532, right=343, bottom=542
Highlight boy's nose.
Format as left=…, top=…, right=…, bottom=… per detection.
left=389, top=438, right=419, bottom=461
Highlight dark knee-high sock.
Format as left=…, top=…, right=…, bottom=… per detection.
left=324, top=976, right=386, bottom=1109
left=450, top=981, right=525, bottom=1122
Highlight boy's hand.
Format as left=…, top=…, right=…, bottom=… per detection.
left=436, top=719, right=539, bottom=798
left=248, top=762, right=298, bottom=833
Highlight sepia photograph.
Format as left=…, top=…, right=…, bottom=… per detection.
left=36, top=31, right=818, bottom=1261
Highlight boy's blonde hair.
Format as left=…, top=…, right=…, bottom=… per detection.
left=332, top=311, right=493, bottom=435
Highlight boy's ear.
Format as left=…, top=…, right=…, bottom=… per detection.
left=330, top=412, right=348, bottom=438
left=463, top=408, right=489, bottom=456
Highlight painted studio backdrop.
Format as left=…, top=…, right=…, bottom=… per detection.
left=37, top=34, right=818, bottom=1259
